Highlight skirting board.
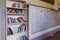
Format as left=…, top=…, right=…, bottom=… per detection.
left=29, top=25, right=60, bottom=40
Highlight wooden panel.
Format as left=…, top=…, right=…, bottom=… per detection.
left=23, top=0, right=54, bottom=9
left=7, top=0, right=22, bottom=2
left=40, top=0, right=54, bottom=5
left=58, top=0, right=60, bottom=8
left=22, top=0, right=58, bottom=10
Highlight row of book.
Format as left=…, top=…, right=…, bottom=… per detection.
left=7, top=23, right=26, bottom=35
left=7, top=17, right=26, bottom=24
left=7, top=8, right=23, bottom=13
left=11, top=2, right=26, bottom=8
left=16, top=35, right=28, bottom=40
left=7, top=1, right=26, bottom=8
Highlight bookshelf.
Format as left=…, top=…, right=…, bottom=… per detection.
left=6, top=0, right=28, bottom=40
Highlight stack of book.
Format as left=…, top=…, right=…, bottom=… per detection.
left=7, top=17, right=26, bottom=24
left=7, top=8, right=23, bottom=13
left=17, top=23, right=26, bottom=33
left=7, top=23, right=26, bottom=35
left=17, top=35, right=28, bottom=40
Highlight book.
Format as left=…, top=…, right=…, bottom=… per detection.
left=7, top=27, right=13, bottom=35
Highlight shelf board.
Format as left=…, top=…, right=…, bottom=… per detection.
left=8, top=23, right=21, bottom=25
left=8, top=22, right=26, bottom=26
left=7, top=13, right=24, bottom=16
left=7, top=32, right=25, bottom=40
left=7, top=7, right=26, bottom=10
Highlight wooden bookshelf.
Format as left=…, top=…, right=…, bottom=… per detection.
left=6, top=0, right=27, bottom=40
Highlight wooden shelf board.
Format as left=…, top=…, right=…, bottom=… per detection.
left=8, top=23, right=21, bottom=25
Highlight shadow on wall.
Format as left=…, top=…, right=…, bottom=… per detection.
left=55, top=11, right=60, bottom=25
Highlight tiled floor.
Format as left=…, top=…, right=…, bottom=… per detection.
left=44, top=31, right=60, bottom=40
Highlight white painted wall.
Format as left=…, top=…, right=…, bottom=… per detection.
left=0, top=10, right=1, bottom=40
left=0, top=0, right=6, bottom=40
left=29, top=5, right=60, bottom=40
